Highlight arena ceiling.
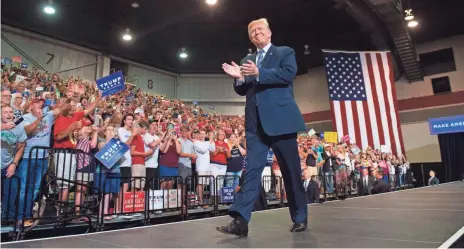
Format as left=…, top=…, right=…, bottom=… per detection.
left=2, top=0, right=464, bottom=75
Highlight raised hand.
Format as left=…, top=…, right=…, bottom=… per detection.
left=222, top=62, right=243, bottom=80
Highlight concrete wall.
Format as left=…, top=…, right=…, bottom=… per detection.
left=1, top=25, right=99, bottom=81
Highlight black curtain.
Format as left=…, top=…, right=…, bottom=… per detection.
left=438, top=132, right=464, bottom=182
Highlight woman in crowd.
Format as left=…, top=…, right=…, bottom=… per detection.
left=158, top=123, right=181, bottom=190
left=225, top=133, right=245, bottom=189
left=95, top=125, right=121, bottom=221
left=210, top=130, right=230, bottom=196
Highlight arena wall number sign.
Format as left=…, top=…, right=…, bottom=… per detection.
left=148, top=79, right=153, bottom=89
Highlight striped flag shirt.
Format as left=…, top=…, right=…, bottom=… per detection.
left=323, top=50, right=405, bottom=156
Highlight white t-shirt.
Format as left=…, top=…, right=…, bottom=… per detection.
left=193, top=140, right=215, bottom=172
left=143, top=133, right=160, bottom=168
left=118, top=127, right=132, bottom=167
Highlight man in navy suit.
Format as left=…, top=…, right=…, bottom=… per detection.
left=217, top=18, right=308, bottom=237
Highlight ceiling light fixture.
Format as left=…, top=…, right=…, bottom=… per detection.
left=122, top=29, right=132, bottom=41
left=43, top=0, right=56, bottom=15
left=179, top=48, right=188, bottom=59
left=206, top=0, right=217, bottom=6
left=407, top=20, right=418, bottom=28
left=43, top=5, right=55, bottom=14
left=131, top=2, right=139, bottom=8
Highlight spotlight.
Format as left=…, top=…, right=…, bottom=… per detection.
left=179, top=48, right=188, bottom=59
left=404, top=9, right=414, bottom=21
left=408, top=20, right=418, bottom=28
left=43, top=5, right=56, bottom=14
left=131, top=2, right=139, bottom=8
left=206, top=0, right=217, bottom=6
left=122, top=29, right=132, bottom=41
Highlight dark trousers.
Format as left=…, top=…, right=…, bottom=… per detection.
left=229, top=123, right=307, bottom=223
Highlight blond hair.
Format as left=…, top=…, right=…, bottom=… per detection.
left=248, top=18, right=270, bottom=33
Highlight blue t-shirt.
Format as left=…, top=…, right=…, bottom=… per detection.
left=22, top=111, right=54, bottom=158
left=1, top=123, right=27, bottom=169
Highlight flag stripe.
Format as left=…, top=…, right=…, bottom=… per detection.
left=371, top=53, right=391, bottom=148
left=350, top=101, right=362, bottom=146
left=377, top=53, right=396, bottom=155
left=333, top=101, right=344, bottom=140
left=340, top=101, right=349, bottom=141
left=383, top=53, right=403, bottom=156
left=356, top=101, right=369, bottom=149
left=344, top=101, right=356, bottom=144
left=364, top=53, right=382, bottom=148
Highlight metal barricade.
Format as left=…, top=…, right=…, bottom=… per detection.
left=97, top=174, right=148, bottom=226
left=184, top=175, right=215, bottom=217
left=41, top=174, right=101, bottom=233
left=1, top=175, right=21, bottom=239
left=145, top=176, right=184, bottom=222
left=18, top=147, right=101, bottom=238
left=262, top=175, right=283, bottom=205
left=215, top=175, right=240, bottom=213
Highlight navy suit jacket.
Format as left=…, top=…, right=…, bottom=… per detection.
left=233, top=44, right=306, bottom=136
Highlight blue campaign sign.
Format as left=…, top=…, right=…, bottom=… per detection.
left=220, top=187, right=235, bottom=203
left=429, top=115, right=464, bottom=135
left=21, top=63, right=28, bottom=69
left=95, top=138, right=130, bottom=169
left=96, top=71, right=125, bottom=97
left=193, top=100, right=198, bottom=105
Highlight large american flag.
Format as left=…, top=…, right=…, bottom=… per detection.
left=323, top=50, right=405, bottom=156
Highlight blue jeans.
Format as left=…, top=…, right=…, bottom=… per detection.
left=399, top=173, right=405, bottom=186
left=225, top=171, right=242, bottom=189
left=1, top=168, right=21, bottom=221
left=323, top=169, right=334, bottom=194
left=17, top=158, right=49, bottom=220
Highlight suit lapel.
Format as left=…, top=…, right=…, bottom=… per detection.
left=260, top=44, right=275, bottom=68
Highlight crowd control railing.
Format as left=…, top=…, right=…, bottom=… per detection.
left=1, top=147, right=426, bottom=241
left=262, top=175, right=284, bottom=205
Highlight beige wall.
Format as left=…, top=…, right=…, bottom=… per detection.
left=400, top=122, right=442, bottom=163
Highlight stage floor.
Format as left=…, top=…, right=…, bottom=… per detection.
left=3, top=182, right=464, bottom=248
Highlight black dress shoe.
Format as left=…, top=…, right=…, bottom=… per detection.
left=290, top=220, right=307, bottom=232
left=216, top=217, right=249, bottom=237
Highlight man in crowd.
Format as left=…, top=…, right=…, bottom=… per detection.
left=53, top=91, right=102, bottom=210
left=142, top=121, right=162, bottom=190
left=193, top=130, right=215, bottom=207
left=19, top=98, right=68, bottom=226
left=371, top=170, right=390, bottom=194
left=130, top=120, right=154, bottom=191
left=1, top=105, right=27, bottom=226
left=178, top=126, right=196, bottom=195
left=302, top=167, right=320, bottom=203
left=357, top=168, right=375, bottom=195
left=117, top=114, right=139, bottom=206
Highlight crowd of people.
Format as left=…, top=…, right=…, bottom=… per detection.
left=1, top=66, right=416, bottom=228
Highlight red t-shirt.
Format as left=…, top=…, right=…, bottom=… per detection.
left=211, top=141, right=229, bottom=165
left=131, top=134, right=145, bottom=165
left=53, top=111, right=85, bottom=149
